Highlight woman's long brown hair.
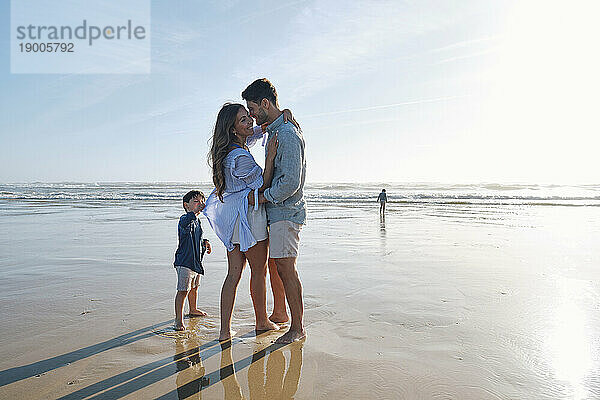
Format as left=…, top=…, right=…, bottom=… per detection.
left=208, top=103, right=243, bottom=202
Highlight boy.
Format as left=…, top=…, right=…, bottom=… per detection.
left=174, top=190, right=212, bottom=331
left=377, top=189, right=387, bottom=214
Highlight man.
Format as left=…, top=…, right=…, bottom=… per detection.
left=243, top=78, right=306, bottom=343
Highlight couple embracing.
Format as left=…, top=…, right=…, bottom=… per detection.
left=203, top=79, right=306, bottom=344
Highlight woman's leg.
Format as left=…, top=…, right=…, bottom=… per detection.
left=245, top=239, right=279, bottom=331
left=220, top=245, right=246, bottom=340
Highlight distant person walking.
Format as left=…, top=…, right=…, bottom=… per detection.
left=377, top=189, right=388, bottom=214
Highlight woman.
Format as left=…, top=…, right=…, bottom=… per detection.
left=203, top=103, right=294, bottom=340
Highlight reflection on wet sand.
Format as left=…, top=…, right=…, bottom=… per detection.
left=220, top=341, right=244, bottom=400
left=545, top=278, right=594, bottom=399
left=248, top=342, right=302, bottom=400
left=380, top=213, right=386, bottom=236
left=220, top=340, right=303, bottom=400
left=174, top=325, right=209, bottom=399
left=379, top=214, right=387, bottom=255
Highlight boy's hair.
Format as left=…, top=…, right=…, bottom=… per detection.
left=182, top=190, right=205, bottom=210
left=241, top=78, right=279, bottom=108
left=382, top=189, right=386, bottom=192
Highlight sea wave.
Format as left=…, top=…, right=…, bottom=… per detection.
left=1, top=182, right=599, bottom=207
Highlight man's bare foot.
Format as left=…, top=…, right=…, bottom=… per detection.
left=188, top=309, right=207, bottom=317
left=275, top=329, right=306, bottom=344
left=255, top=320, right=279, bottom=332
left=219, top=329, right=236, bottom=341
left=174, top=324, right=186, bottom=332
left=269, top=313, right=289, bottom=324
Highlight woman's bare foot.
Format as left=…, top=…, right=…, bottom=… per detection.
left=269, top=313, right=289, bottom=324
left=275, top=329, right=306, bottom=344
left=174, top=324, right=186, bottom=332
left=219, top=329, right=236, bottom=341
left=188, top=309, right=207, bottom=317
left=255, top=320, right=280, bottom=332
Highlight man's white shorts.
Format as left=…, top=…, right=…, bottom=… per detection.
left=268, top=220, right=302, bottom=258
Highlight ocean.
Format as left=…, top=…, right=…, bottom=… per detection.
left=2, top=182, right=599, bottom=206
left=1, top=182, right=599, bottom=399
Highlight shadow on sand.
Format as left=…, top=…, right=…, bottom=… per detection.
left=2, top=316, right=303, bottom=399
left=59, top=326, right=303, bottom=400
left=2, top=317, right=303, bottom=399
left=0, top=319, right=174, bottom=387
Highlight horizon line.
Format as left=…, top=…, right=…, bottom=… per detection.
left=1, top=180, right=599, bottom=186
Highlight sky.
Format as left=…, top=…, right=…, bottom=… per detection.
left=1, top=0, right=599, bottom=184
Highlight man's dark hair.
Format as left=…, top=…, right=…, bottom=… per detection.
left=241, top=78, right=279, bottom=108
left=182, top=190, right=205, bottom=210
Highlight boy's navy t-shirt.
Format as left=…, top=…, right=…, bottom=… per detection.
left=174, top=212, right=205, bottom=274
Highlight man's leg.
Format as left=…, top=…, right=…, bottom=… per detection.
left=268, top=258, right=289, bottom=323
left=274, top=257, right=305, bottom=343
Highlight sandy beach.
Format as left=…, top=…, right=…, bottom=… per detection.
left=1, top=183, right=599, bottom=399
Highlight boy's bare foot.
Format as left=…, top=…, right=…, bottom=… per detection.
left=188, top=309, right=207, bottom=317
left=269, top=313, right=289, bottom=324
left=275, top=329, right=306, bottom=344
left=174, top=324, right=186, bottom=332
left=255, top=320, right=279, bottom=332
left=219, top=329, right=236, bottom=341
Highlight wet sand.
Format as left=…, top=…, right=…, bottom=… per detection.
left=1, top=198, right=599, bottom=399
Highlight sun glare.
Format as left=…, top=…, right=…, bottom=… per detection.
left=481, top=1, right=600, bottom=183
left=545, top=278, right=594, bottom=399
